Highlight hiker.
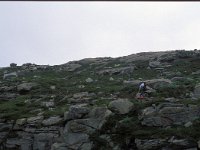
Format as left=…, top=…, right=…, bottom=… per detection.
left=138, top=81, right=147, bottom=98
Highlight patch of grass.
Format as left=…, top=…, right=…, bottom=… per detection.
left=0, top=95, right=39, bottom=120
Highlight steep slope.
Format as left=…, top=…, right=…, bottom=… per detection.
left=0, top=50, right=200, bottom=150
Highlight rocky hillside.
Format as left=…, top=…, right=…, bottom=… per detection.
left=0, top=50, right=200, bottom=150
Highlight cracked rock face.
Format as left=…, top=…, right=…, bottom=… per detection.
left=139, top=103, right=200, bottom=127
left=62, top=107, right=112, bottom=150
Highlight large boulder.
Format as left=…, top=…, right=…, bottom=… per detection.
left=3, top=72, right=18, bottom=79
left=108, top=99, right=134, bottom=114
left=63, top=107, right=112, bottom=150
left=33, top=133, right=59, bottom=150
left=65, top=104, right=90, bottom=120
left=139, top=103, right=200, bottom=127
left=65, top=107, right=112, bottom=134
left=17, top=82, right=38, bottom=93
left=63, top=133, right=90, bottom=149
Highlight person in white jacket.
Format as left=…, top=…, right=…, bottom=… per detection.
left=138, top=82, right=147, bottom=98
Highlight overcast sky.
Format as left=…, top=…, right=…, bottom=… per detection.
left=0, top=2, right=200, bottom=67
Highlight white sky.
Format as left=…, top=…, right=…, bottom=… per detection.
left=0, top=2, right=200, bottom=67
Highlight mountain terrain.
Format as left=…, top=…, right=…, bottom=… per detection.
left=0, top=50, right=200, bottom=150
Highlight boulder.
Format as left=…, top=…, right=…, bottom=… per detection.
left=192, top=70, right=200, bottom=75
left=65, top=104, right=90, bottom=120
left=6, top=138, right=33, bottom=150
left=108, top=99, right=134, bottom=114
left=42, top=116, right=63, bottom=126
left=27, top=116, right=44, bottom=124
left=16, top=118, right=27, bottom=126
left=64, top=107, right=112, bottom=134
left=135, top=138, right=167, bottom=150
left=85, top=78, right=93, bottom=83
left=149, top=61, right=161, bottom=68
left=64, top=119, right=96, bottom=134
left=3, top=72, right=18, bottom=79
left=168, top=136, right=197, bottom=149
left=63, top=133, right=89, bottom=149
left=139, top=103, right=200, bottom=127
left=17, top=82, right=37, bottom=92
left=41, top=101, right=55, bottom=108
left=10, top=63, right=17, bottom=67
left=33, top=133, right=59, bottom=150
left=109, top=77, right=114, bottom=81
left=73, top=92, right=89, bottom=99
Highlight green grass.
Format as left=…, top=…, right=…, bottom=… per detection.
left=0, top=95, right=40, bottom=120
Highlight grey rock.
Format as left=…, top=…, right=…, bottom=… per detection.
left=64, top=107, right=112, bottom=134
left=73, top=92, right=89, bottom=99
left=168, top=136, right=197, bottom=149
left=80, top=142, right=93, bottom=150
left=6, top=138, right=33, bottom=150
left=108, top=99, right=133, bottom=114
left=10, top=63, right=17, bottom=67
left=27, top=116, right=44, bottom=124
left=85, top=78, right=93, bottom=83
left=192, top=70, right=200, bottom=75
left=149, top=61, right=161, bottom=68
left=51, top=143, right=68, bottom=150
left=42, top=116, right=63, bottom=126
left=16, top=118, right=27, bottom=126
left=135, top=138, right=167, bottom=150
left=184, top=121, right=193, bottom=127
left=3, top=72, right=18, bottom=79
left=109, top=77, right=114, bottom=81
left=17, top=82, right=38, bottom=92
left=88, top=107, right=113, bottom=119
left=33, top=133, right=59, bottom=150
left=0, top=86, right=16, bottom=92
left=0, top=93, right=18, bottom=101
left=63, top=133, right=89, bottom=149
left=139, top=103, right=200, bottom=127
left=41, top=101, right=55, bottom=108
left=65, top=104, right=90, bottom=120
